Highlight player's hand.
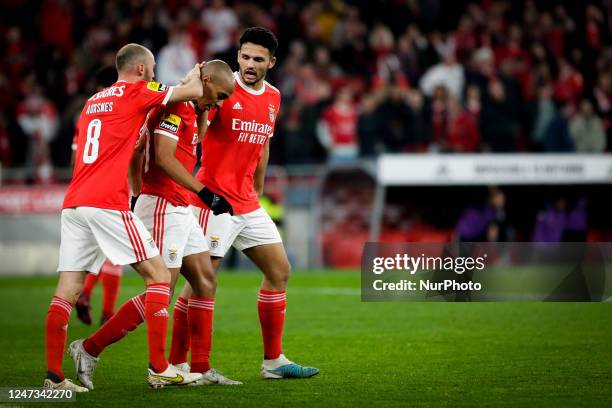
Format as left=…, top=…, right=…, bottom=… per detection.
left=130, top=195, right=139, bottom=212
left=179, top=64, right=201, bottom=86
left=197, top=187, right=234, bottom=216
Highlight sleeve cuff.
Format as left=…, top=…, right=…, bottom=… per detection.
left=153, top=129, right=179, bottom=141
left=161, top=86, right=175, bottom=106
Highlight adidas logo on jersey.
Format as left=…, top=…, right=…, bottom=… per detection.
left=232, top=101, right=243, bottom=110
left=154, top=308, right=169, bottom=317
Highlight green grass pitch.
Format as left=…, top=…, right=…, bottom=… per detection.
left=1, top=271, right=611, bottom=407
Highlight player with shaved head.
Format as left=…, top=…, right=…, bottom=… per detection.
left=69, top=60, right=242, bottom=388
left=44, top=42, right=211, bottom=391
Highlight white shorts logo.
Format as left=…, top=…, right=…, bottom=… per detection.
left=168, top=248, right=178, bottom=262
left=210, top=236, right=220, bottom=249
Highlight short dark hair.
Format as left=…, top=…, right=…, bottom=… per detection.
left=239, top=27, right=278, bottom=57
left=115, top=43, right=150, bottom=72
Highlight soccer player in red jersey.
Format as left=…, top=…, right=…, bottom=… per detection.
left=70, top=60, right=241, bottom=388
left=174, top=27, right=319, bottom=379
left=67, top=66, right=124, bottom=327
left=44, top=43, right=208, bottom=391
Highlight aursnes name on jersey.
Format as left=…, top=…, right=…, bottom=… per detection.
left=86, top=102, right=114, bottom=114
left=233, top=118, right=273, bottom=145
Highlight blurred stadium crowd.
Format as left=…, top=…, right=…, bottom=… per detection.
left=0, top=0, right=611, bottom=182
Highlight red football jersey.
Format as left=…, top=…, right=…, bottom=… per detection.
left=141, top=102, right=199, bottom=206
left=191, top=72, right=281, bottom=214
left=321, top=104, right=358, bottom=146
left=63, top=80, right=173, bottom=211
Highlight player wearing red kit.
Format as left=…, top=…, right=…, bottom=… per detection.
left=70, top=61, right=241, bottom=389
left=44, top=43, right=206, bottom=391
left=173, top=27, right=319, bottom=379
left=66, top=66, right=124, bottom=327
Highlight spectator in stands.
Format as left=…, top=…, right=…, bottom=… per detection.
left=16, top=88, right=58, bottom=183
left=531, top=84, right=556, bottom=151
left=544, top=103, right=574, bottom=152
left=396, top=33, right=420, bottom=86
left=405, top=89, right=431, bottom=150
left=312, top=45, right=342, bottom=81
left=465, top=84, right=481, bottom=118
left=317, top=86, right=358, bottom=162
left=201, top=0, right=238, bottom=56
left=156, top=29, right=197, bottom=85
left=430, top=85, right=449, bottom=148
left=420, top=47, right=465, bottom=100
left=330, top=6, right=368, bottom=75
left=480, top=79, right=517, bottom=152
left=553, top=59, right=584, bottom=104
left=357, top=92, right=383, bottom=157
left=379, top=86, right=412, bottom=152
left=570, top=99, right=606, bottom=153
left=445, top=96, right=480, bottom=152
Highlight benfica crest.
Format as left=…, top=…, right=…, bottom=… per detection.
left=168, top=248, right=178, bottom=262
left=210, top=236, right=221, bottom=249
left=268, top=104, right=276, bottom=123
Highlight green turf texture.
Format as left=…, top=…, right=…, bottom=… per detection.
left=0, top=271, right=611, bottom=407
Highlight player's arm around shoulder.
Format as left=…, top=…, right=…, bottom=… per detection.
left=168, top=64, right=205, bottom=104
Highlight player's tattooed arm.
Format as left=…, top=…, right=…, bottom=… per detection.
left=254, top=137, right=270, bottom=197
left=168, top=63, right=205, bottom=103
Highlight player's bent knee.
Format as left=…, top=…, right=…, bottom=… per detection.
left=134, top=256, right=171, bottom=284
left=265, top=264, right=291, bottom=290
left=278, top=261, right=292, bottom=284
left=189, top=274, right=216, bottom=297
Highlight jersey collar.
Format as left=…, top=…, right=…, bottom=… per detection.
left=234, top=71, right=266, bottom=96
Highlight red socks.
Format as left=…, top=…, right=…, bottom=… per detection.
left=169, top=297, right=190, bottom=365
left=83, top=294, right=145, bottom=357
left=82, top=283, right=170, bottom=373
left=188, top=297, right=215, bottom=373
left=46, top=296, right=73, bottom=382
left=81, top=274, right=98, bottom=299
left=100, top=272, right=121, bottom=321
left=144, top=283, right=171, bottom=373
left=81, top=263, right=121, bottom=322
left=257, top=290, right=286, bottom=360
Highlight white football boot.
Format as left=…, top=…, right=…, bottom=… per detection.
left=147, top=364, right=202, bottom=388
left=171, top=364, right=242, bottom=385
left=68, top=339, right=98, bottom=390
